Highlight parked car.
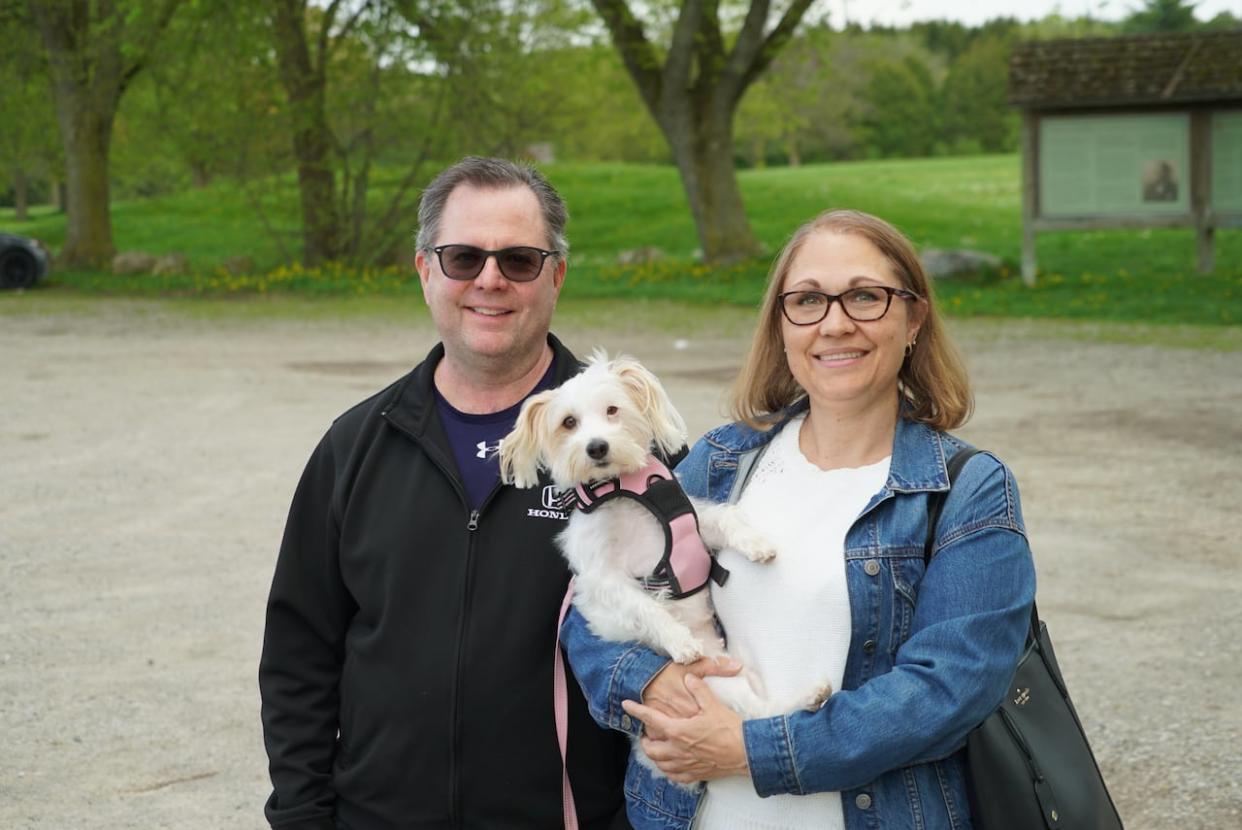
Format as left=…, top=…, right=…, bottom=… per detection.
left=0, top=232, right=51, bottom=289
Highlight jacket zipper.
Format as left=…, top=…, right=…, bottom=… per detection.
left=383, top=411, right=479, bottom=827
left=450, top=490, right=502, bottom=826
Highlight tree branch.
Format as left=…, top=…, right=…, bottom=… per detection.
left=119, top=0, right=184, bottom=93
left=315, top=0, right=343, bottom=72
left=662, top=0, right=702, bottom=102
left=323, top=0, right=372, bottom=63
left=589, top=0, right=662, bottom=115
left=692, top=0, right=725, bottom=99
left=730, top=0, right=813, bottom=100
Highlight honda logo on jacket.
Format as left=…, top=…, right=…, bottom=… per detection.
left=529, top=485, right=570, bottom=521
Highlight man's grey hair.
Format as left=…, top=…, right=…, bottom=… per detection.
left=415, top=156, right=569, bottom=257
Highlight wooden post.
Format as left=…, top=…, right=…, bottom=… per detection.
left=1190, top=109, right=1214, bottom=273
left=1020, top=111, right=1039, bottom=286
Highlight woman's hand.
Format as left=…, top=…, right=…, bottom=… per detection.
left=624, top=674, right=750, bottom=784
left=641, top=656, right=742, bottom=720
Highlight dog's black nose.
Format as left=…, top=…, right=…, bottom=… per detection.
left=586, top=439, right=609, bottom=461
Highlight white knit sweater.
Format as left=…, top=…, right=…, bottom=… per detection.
left=695, top=415, right=890, bottom=830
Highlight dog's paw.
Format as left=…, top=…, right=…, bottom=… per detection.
left=665, top=636, right=705, bottom=665
left=731, top=528, right=777, bottom=563
left=746, top=542, right=778, bottom=564
left=794, top=679, right=834, bottom=712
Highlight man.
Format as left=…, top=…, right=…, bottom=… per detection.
left=260, top=157, right=630, bottom=829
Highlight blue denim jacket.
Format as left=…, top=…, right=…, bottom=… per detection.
left=561, top=404, right=1037, bottom=829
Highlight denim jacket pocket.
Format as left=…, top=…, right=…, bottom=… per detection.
left=623, top=760, right=700, bottom=829
left=890, top=550, right=927, bottom=651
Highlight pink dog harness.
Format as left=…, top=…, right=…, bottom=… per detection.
left=553, top=456, right=729, bottom=827
left=570, top=455, right=729, bottom=598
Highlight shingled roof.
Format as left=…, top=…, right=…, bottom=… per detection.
left=1009, top=30, right=1242, bottom=109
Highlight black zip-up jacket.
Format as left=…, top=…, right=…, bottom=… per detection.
left=260, top=335, right=630, bottom=830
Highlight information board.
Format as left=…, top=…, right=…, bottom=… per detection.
left=1040, top=113, right=1190, bottom=217
left=1212, top=110, right=1242, bottom=213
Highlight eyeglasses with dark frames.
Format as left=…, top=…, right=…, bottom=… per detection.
left=428, top=244, right=559, bottom=283
left=777, top=285, right=920, bottom=325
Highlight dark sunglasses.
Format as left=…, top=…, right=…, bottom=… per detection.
left=428, top=244, right=558, bottom=283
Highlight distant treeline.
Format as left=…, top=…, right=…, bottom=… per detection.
left=3, top=0, right=1238, bottom=264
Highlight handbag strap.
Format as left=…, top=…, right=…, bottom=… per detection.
left=924, top=448, right=1040, bottom=641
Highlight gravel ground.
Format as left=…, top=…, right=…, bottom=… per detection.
left=1, top=300, right=1239, bottom=828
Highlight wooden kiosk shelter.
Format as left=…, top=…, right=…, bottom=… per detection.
left=1009, top=30, right=1242, bottom=285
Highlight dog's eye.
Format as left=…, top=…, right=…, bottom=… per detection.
left=562, top=416, right=577, bottom=430
left=606, top=405, right=618, bottom=416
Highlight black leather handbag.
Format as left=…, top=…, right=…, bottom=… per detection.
left=927, top=449, right=1125, bottom=830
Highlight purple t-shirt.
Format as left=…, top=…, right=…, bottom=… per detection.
left=434, top=357, right=558, bottom=509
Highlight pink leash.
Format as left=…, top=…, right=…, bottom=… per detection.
left=554, top=579, right=579, bottom=830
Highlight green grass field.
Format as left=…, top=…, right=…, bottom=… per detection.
left=6, top=155, right=1240, bottom=326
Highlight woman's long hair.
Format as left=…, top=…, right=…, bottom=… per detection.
left=730, top=209, right=973, bottom=432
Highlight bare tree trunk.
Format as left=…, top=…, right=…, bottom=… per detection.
left=666, top=112, right=756, bottom=262
left=29, top=3, right=120, bottom=267
left=13, top=169, right=29, bottom=222
left=290, top=112, right=340, bottom=266
left=56, top=99, right=117, bottom=265
left=270, top=0, right=343, bottom=267
left=786, top=135, right=801, bottom=167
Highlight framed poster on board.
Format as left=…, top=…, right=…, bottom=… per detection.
left=1040, top=113, right=1190, bottom=217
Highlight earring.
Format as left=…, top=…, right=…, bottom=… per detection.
left=905, top=337, right=917, bottom=357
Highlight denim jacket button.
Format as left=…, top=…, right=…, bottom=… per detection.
left=864, top=559, right=881, bottom=576
left=855, top=793, right=873, bottom=809
left=863, top=639, right=877, bottom=654
left=621, top=714, right=633, bottom=731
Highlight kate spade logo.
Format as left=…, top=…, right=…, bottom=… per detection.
left=1013, top=687, right=1031, bottom=706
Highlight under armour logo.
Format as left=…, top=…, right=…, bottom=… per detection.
left=476, top=440, right=501, bottom=460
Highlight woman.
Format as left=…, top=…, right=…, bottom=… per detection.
left=560, top=209, right=1036, bottom=829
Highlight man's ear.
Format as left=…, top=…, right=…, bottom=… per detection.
left=416, top=248, right=432, bottom=292
left=551, top=256, right=567, bottom=294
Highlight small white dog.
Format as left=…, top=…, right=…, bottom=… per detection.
left=499, top=351, right=829, bottom=726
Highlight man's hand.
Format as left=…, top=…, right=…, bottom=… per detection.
left=640, top=656, right=742, bottom=723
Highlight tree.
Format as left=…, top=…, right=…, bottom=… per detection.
left=940, top=36, right=1017, bottom=154
left=25, top=0, right=182, bottom=267
left=859, top=54, right=939, bottom=159
left=1124, top=0, right=1199, bottom=33
left=0, top=3, right=61, bottom=221
left=116, top=2, right=283, bottom=196
left=590, top=0, right=815, bottom=262
left=735, top=22, right=833, bottom=167
left=268, top=0, right=355, bottom=266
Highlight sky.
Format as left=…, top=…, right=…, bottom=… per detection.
left=825, top=0, right=1242, bottom=27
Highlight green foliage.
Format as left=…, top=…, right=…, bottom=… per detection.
left=940, top=37, right=1017, bottom=154
left=735, top=23, right=833, bottom=167
left=859, top=55, right=939, bottom=159
left=1124, top=0, right=1200, bottom=33
left=0, top=4, right=61, bottom=211
left=19, top=157, right=1241, bottom=329
left=112, top=1, right=284, bottom=199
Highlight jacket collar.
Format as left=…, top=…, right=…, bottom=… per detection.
left=380, top=332, right=579, bottom=443
left=886, top=413, right=952, bottom=494
left=718, top=398, right=953, bottom=495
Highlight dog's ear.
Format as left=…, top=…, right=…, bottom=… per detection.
left=612, top=355, right=687, bottom=458
left=499, top=389, right=555, bottom=488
